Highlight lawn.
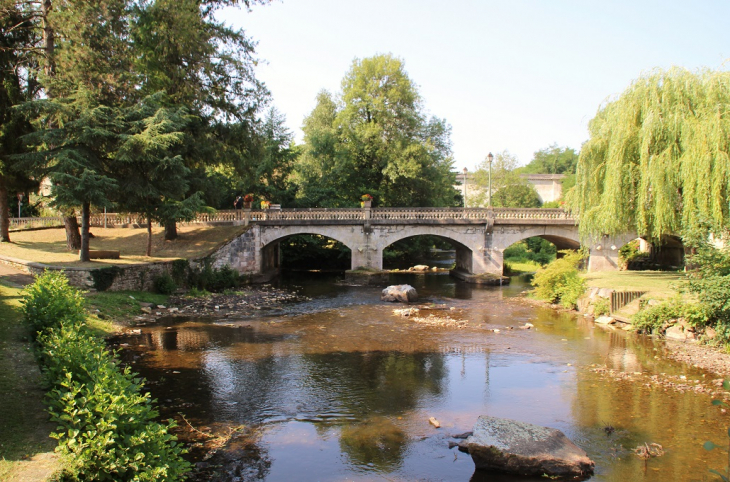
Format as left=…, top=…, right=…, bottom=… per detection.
left=581, top=270, right=684, bottom=299
left=0, top=282, right=58, bottom=481
left=0, top=225, right=248, bottom=267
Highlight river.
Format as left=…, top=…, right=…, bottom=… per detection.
left=112, top=272, right=727, bottom=481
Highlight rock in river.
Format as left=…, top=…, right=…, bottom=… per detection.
left=462, top=415, right=594, bottom=479
left=381, top=285, right=418, bottom=303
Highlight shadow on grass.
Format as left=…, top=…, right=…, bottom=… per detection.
left=0, top=283, right=56, bottom=466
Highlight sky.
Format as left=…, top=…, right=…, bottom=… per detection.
left=223, top=0, right=730, bottom=171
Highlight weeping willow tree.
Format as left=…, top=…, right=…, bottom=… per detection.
left=570, top=68, right=730, bottom=245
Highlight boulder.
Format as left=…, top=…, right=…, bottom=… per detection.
left=409, top=265, right=430, bottom=272
left=463, top=416, right=594, bottom=479
left=594, top=316, right=615, bottom=325
left=381, top=285, right=418, bottom=303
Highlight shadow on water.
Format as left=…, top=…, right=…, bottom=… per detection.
left=112, top=272, right=729, bottom=481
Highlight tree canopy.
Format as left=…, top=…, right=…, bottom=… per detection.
left=295, top=54, right=457, bottom=207
left=470, top=151, right=541, bottom=208
left=570, top=68, right=730, bottom=244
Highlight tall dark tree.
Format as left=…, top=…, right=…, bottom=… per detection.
left=0, top=1, right=39, bottom=242
left=132, top=0, right=269, bottom=239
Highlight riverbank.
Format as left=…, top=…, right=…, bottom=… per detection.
left=0, top=282, right=58, bottom=481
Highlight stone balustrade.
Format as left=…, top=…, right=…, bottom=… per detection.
left=8, top=207, right=575, bottom=230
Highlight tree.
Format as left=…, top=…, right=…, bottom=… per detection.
left=132, top=0, right=270, bottom=239
left=569, top=68, right=730, bottom=243
left=470, top=151, right=541, bottom=208
left=0, top=1, right=39, bottom=242
left=295, top=55, right=457, bottom=207
left=520, top=144, right=578, bottom=198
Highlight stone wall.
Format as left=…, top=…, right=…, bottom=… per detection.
left=208, top=227, right=258, bottom=273
left=0, top=255, right=176, bottom=291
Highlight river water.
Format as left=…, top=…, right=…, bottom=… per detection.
left=113, top=273, right=727, bottom=481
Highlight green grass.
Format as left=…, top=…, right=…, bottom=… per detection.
left=85, top=290, right=170, bottom=332
left=504, top=258, right=544, bottom=274
left=581, top=270, right=684, bottom=299
left=0, top=282, right=58, bottom=480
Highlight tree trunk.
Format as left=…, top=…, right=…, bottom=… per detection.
left=146, top=215, right=153, bottom=257
left=79, top=201, right=90, bottom=262
left=0, top=175, right=10, bottom=243
left=63, top=209, right=81, bottom=250
left=42, top=0, right=55, bottom=78
left=164, top=219, right=178, bottom=240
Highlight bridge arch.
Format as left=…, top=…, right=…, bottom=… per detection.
left=258, top=225, right=358, bottom=272
left=381, top=234, right=473, bottom=272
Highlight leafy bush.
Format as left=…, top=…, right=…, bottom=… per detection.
left=686, top=247, right=730, bottom=325
left=22, top=271, right=86, bottom=338
left=90, top=266, right=123, bottom=292
left=187, top=262, right=241, bottom=292
left=631, top=297, right=710, bottom=333
left=171, top=259, right=188, bottom=285
left=153, top=273, right=177, bottom=295
left=593, top=297, right=610, bottom=316
left=23, top=273, right=190, bottom=481
left=531, top=250, right=586, bottom=308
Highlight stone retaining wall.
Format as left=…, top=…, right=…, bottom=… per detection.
left=0, top=255, right=176, bottom=291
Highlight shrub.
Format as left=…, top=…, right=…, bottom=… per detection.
left=23, top=273, right=191, bottom=481
left=171, top=259, right=188, bottom=285
left=22, top=271, right=86, bottom=338
left=187, top=262, right=241, bottom=292
left=153, top=273, right=177, bottom=295
left=531, top=250, right=586, bottom=309
left=593, top=297, right=610, bottom=316
left=631, top=297, right=710, bottom=333
left=90, top=266, right=123, bottom=292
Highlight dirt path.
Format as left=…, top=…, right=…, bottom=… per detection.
left=0, top=263, right=34, bottom=288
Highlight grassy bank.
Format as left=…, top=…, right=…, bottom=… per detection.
left=0, top=225, right=246, bottom=268
left=0, top=282, right=58, bottom=481
left=582, top=270, right=683, bottom=299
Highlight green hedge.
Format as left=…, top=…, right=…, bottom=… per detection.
left=531, top=250, right=586, bottom=309
left=23, top=272, right=190, bottom=481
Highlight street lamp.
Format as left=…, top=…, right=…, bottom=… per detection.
left=487, top=152, right=494, bottom=208
left=462, top=167, right=468, bottom=208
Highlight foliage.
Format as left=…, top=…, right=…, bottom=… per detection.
left=503, top=238, right=556, bottom=267
left=592, top=297, right=610, bottom=316
left=153, top=274, right=177, bottom=295
left=280, top=235, right=350, bottom=270
left=521, top=144, right=579, bottom=175
left=531, top=251, right=586, bottom=308
left=90, top=266, right=123, bottom=292
left=570, top=68, right=730, bottom=243
left=294, top=55, right=457, bottom=207
left=22, top=273, right=189, bottom=481
left=704, top=379, right=730, bottom=482
left=22, top=271, right=86, bottom=337
left=171, top=259, right=189, bottom=285
left=686, top=246, right=730, bottom=326
left=470, top=151, right=541, bottom=208
left=187, top=263, right=242, bottom=292
left=632, top=297, right=710, bottom=333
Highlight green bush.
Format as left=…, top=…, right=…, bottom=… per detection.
left=187, top=262, right=241, bottom=292
left=90, top=266, right=123, bottom=292
left=593, top=297, right=610, bottom=316
left=631, top=297, right=710, bottom=333
left=22, top=271, right=87, bottom=338
left=531, top=250, right=586, bottom=309
left=23, top=273, right=191, bottom=481
left=171, top=259, right=188, bottom=285
left=153, top=273, right=177, bottom=295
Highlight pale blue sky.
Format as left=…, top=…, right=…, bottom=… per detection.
left=223, top=1, right=729, bottom=171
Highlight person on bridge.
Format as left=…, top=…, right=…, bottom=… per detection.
left=234, top=196, right=243, bottom=210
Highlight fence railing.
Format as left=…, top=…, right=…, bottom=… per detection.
left=9, top=207, right=575, bottom=230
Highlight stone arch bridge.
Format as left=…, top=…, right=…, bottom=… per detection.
left=208, top=207, right=636, bottom=278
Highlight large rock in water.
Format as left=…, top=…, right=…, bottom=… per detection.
left=381, top=285, right=418, bottom=303
left=464, top=416, right=594, bottom=479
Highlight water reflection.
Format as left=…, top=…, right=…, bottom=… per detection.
left=113, top=273, right=729, bottom=481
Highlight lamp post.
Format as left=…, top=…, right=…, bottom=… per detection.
left=462, top=167, right=468, bottom=208
left=487, top=152, right=494, bottom=208
left=16, top=193, right=23, bottom=218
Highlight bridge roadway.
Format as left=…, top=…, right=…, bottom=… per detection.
left=206, top=207, right=634, bottom=277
